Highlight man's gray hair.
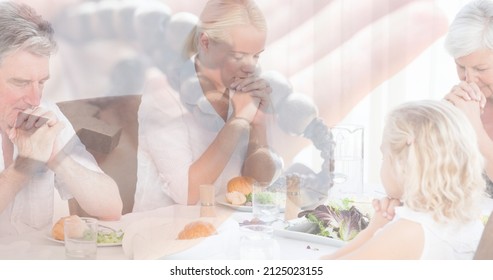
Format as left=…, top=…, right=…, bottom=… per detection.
left=0, top=1, right=56, bottom=64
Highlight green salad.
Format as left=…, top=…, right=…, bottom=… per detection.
left=254, top=192, right=275, bottom=204
left=97, top=229, right=124, bottom=244
left=297, top=198, right=370, bottom=241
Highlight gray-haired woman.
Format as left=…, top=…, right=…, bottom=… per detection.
left=444, top=0, right=493, bottom=194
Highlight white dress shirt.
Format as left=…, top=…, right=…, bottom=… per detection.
left=0, top=102, right=103, bottom=236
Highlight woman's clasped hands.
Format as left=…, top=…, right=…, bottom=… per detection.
left=230, top=75, right=272, bottom=124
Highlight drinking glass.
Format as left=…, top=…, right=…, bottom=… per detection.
left=64, top=217, right=98, bottom=260
left=252, top=181, right=284, bottom=224
left=239, top=225, right=280, bottom=260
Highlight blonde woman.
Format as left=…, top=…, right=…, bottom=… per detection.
left=134, top=0, right=279, bottom=211
left=324, top=100, right=486, bottom=259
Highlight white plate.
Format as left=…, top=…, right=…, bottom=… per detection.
left=45, top=233, right=123, bottom=247
left=216, top=194, right=328, bottom=212
left=273, top=218, right=346, bottom=247
left=273, top=198, right=372, bottom=247
left=216, top=196, right=252, bottom=212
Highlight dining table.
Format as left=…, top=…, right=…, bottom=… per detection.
left=2, top=184, right=491, bottom=261
left=0, top=203, right=342, bottom=260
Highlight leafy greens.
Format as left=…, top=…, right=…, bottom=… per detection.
left=297, top=199, right=370, bottom=241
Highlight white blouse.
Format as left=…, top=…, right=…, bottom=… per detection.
left=134, top=57, right=280, bottom=212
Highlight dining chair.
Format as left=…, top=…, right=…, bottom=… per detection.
left=474, top=211, right=493, bottom=260
left=57, top=94, right=142, bottom=215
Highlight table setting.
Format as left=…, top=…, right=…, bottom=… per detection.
left=0, top=186, right=377, bottom=260
left=1, top=181, right=490, bottom=260
left=0, top=205, right=340, bottom=260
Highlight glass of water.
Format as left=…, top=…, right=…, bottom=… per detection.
left=252, top=181, right=284, bottom=224
left=239, top=225, right=280, bottom=260
left=64, top=217, right=98, bottom=260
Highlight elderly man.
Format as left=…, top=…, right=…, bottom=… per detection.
left=0, top=1, right=122, bottom=236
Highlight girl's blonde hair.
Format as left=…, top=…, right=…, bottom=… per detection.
left=383, top=100, right=486, bottom=223
left=183, top=0, right=267, bottom=58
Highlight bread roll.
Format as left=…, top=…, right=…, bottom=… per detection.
left=227, top=176, right=254, bottom=195
left=177, top=221, right=217, bottom=240
left=225, top=191, right=247, bottom=205
left=51, top=215, right=82, bottom=241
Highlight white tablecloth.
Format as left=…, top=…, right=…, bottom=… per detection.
left=0, top=204, right=339, bottom=260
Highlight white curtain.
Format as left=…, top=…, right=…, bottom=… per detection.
left=36, top=0, right=471, bottom=188
left=260, top=0, right=471, bottom=187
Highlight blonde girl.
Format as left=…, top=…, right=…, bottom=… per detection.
left=325, top=100, right=486, bottom=259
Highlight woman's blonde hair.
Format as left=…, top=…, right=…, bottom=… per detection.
left=383, top=100, right=486, bottom=223
left=183, top=0, right=267, bottom=58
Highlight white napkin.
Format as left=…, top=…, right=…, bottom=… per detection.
left=163, top=218, right=240, bottom=260
left=122, top=205, right=239, bottom=259
left=122, top=217, right=240, bottom=260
